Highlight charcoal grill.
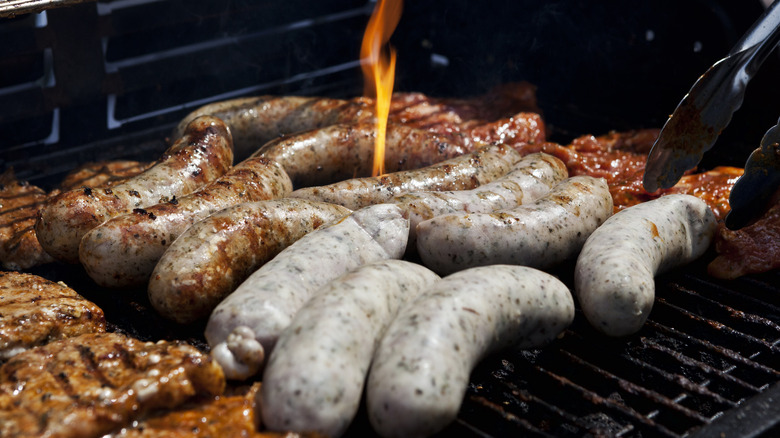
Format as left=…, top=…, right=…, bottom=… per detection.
left=2, top=1, right=779, bottom=437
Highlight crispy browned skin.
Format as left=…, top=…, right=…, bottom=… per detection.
left=148, top=198, right=351, bottom=324
left=177, top=82, right=543, bottom=161
left=0, top=170, right=55, bottom=270
left=176, top=96, right=375, bottom=159
left=0, top=160, right=156, bottom=271
left=59, top=160, right=152, bottom=191
left=0, top=332, right=225, bottom=438
left=108, top=383, right=321, bottom=438
left=0, top=271, right=106, bottom=361
left=289, top=143, right=522, bottom=210
left=79, top=157, right=293, bottom=288
left=36, top=116, right=234, bottom=264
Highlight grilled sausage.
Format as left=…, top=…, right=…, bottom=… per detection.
left=148, top=198, right=351, bottom=324
left=79, top=157, right=292, bottom=288
left=257, top=122, right=475, bottom=188
left=36, top=116, right=234, bottom=263
left=574, top=194, right=717, bottom=337
left=391, top=152, right=568, bottom=245
left=205, top=203, right=409, bottom=380
left=175, top=96, right=373, bottom=159
left=289, top=143, right=523, bottom=210
left=260, top=260, right=440, bottom=437
left=416, top=175, right=613, bottom=275
left=366, top=265, right=574, bottom=438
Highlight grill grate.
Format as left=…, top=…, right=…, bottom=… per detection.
left=3, top=1, right=780, bottom=437
left=437, top=262, right=780, bottom=438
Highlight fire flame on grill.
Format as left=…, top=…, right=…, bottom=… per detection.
left=361, top=0, right=402, bottom=177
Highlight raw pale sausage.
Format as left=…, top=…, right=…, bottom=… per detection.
left=260, top=259, right=440, bottom=437
left=366, top=265, right=574, bottom=438
left=416, top=176, right=613, bottom=275
left=148, top=198, right=350, bottom=324
left=205, top=203, right=409, bottom=380
left=574, top=194, right=717, bottom=337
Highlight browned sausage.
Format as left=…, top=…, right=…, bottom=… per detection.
left=288, top=143, right=523, bottom=210
left=148, top=198, right=351, bottom=324
left=36, top=115, right=234, bottom=264
left=175, top=96, right=373, bottom=159
left=79, top=157, right=292, bottom=288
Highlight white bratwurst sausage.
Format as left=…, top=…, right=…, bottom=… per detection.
left=391, top=152, right=567, bottom=245
left=415, top=175, right=613, bottom=275
left=205, top=203, right=409, bottom=380
left=574, top=194, right=717, bottom=337
left=366, top=265, right=574, bottom=438
left=260, top=259, right=440, bottom=437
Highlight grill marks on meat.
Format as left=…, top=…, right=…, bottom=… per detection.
left=0, top=271, right=106, bottom=361
left=59, top=161, right=153, bottom=191
left=0, top=169, right=55, bottom=270
left=107, top=383, right=313, bottom=438
left=0, top=332, right=225, bottom=438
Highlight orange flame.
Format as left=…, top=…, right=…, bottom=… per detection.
left=361, top=0, right=402, bottom=177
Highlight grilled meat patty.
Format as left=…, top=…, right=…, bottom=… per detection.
left=0, top=332, right=225, bottom=438
left=0, top=271, right=106, bottom=361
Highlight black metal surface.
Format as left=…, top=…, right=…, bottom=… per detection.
left=1, top=1, right=780, bottom=437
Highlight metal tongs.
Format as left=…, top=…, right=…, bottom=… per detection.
left=643, top=1, right=780, bottom=228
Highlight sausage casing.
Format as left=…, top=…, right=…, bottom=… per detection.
left=391, top=152, right=568, bottom=245
left=175, top=96, right=373, bottom=160
left=259, top=259, right=440, bottom=437
left=366, top=265, right=574, bottom=438
left=288, top=143, right=523, bottom=210
left=148, top=198, right=350, bottom=324
left=416, top=175, right=613, bottom=275
left=36, top=116, right=233, bottom=263
left=79, top=157, right=292, bottom=288
left=574, top=194, right=717, bottom=337
left=205, top=203, right=409, bottom=380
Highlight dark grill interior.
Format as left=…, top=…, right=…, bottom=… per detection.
left=2, top=1, right=780, bottom=437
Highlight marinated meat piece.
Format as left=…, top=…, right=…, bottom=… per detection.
left=530, top=130, right=739, bottom=222
left=109, top=383, right=320, bottom=437
left=0, top=169, right=54, bottom=270
left=0, top=332, right=225, bottom=438
left=708, top=191, right=780, bottom=279
left=59, top=160, right=152, bottom=191
left=0, top=271, right=106, bottom=361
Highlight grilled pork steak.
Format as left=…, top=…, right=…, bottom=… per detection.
left=0, top=169, right=55, bottom=270
left=0, top=271, right=106, bottom=361
left=0, top=332, right=225, bottom=438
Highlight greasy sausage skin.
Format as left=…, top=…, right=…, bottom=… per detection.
left=288, top=143, right=523, bottom=210
left=148, top=198, right=350, bottom=324
left=391, top=152, right=568, bottom=245
left=36, top=116, right=234, bottom=264
left=257, top=122, right=479, bottom=188
left=175, top=96, right=373, bottom=159
left=260, top=260, right=440, bottom=437
left=79, top=157, right=292, bottom=288
left=415, top=175, right=614, bottom=275
left=205, top=204, right=409, bottom=380
left=574, top=194, right=717, bottom=337
left=366, top=265, right=574, bottom=438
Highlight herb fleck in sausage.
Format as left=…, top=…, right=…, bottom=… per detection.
left=205, top=203, right=409, bottom=380
left=366, top=265, right=574, bottom=438
left=415, top=175, right=613, bottom=275
left=574, top=194, right=717, bottom=337
left=260, top=259, right=440, bottom=437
